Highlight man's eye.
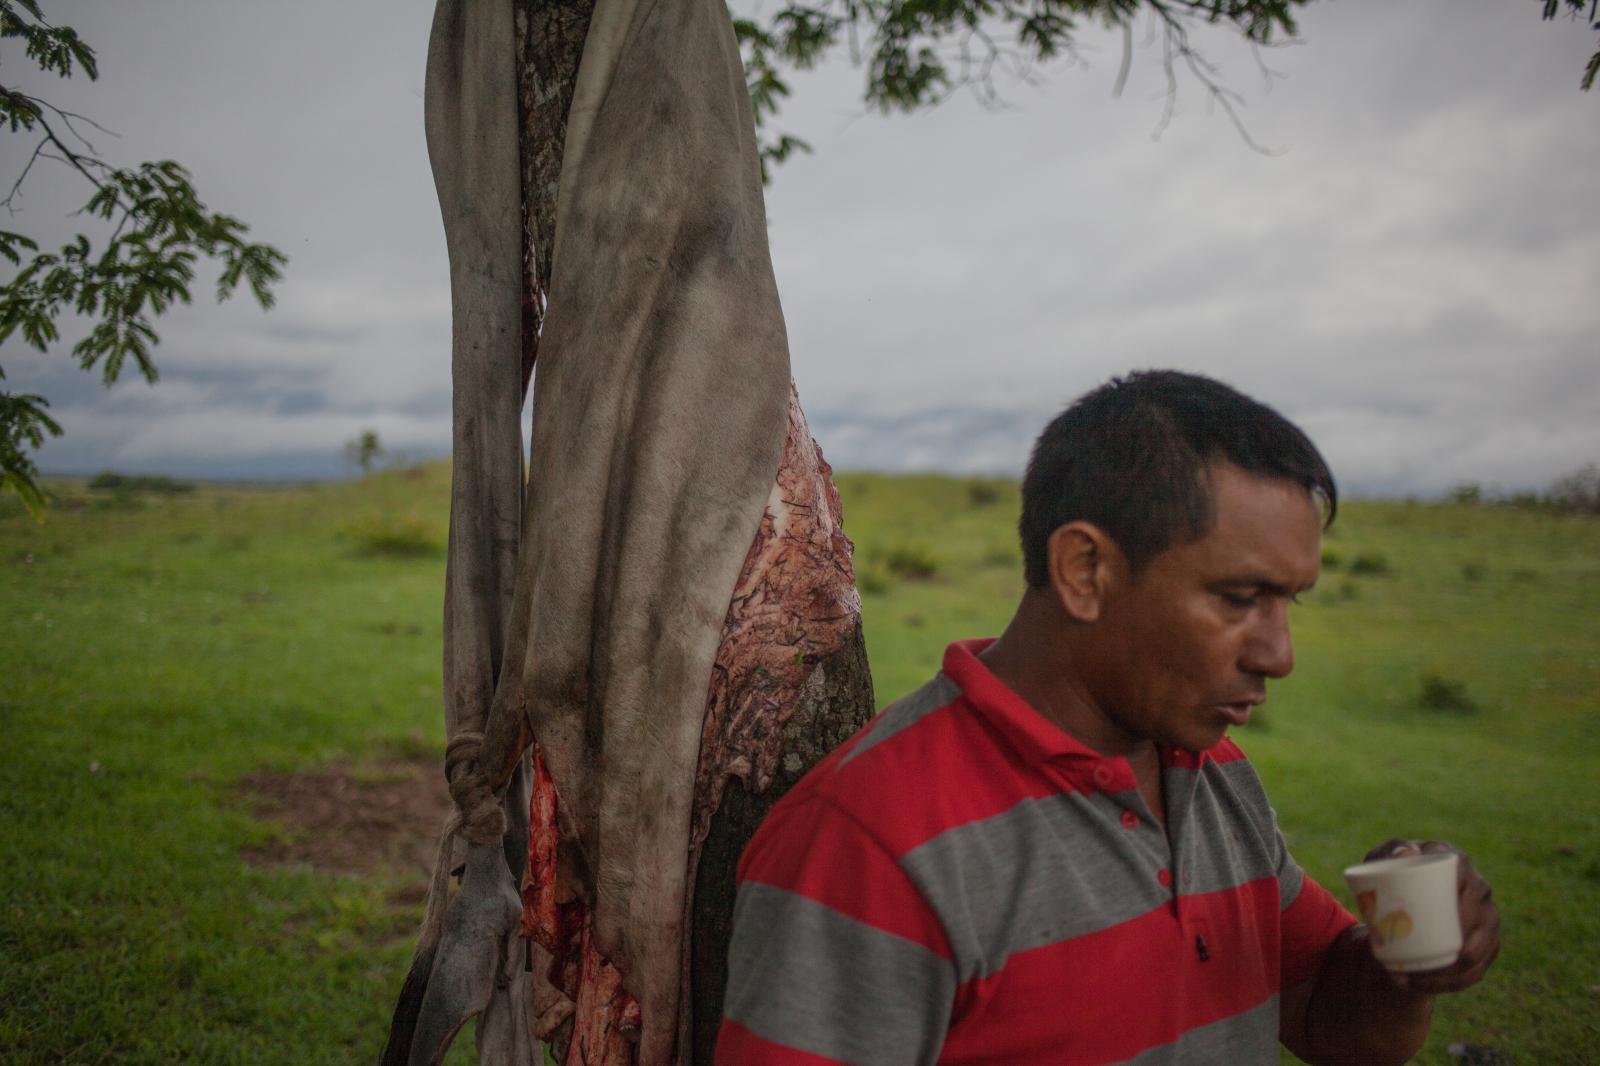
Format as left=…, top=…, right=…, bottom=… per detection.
left=1221, top=592, right=1256, bottom=609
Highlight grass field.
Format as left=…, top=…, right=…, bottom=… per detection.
left=2, top=465, right=1597, bottom=1063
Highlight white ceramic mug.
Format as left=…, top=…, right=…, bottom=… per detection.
left=1343, top=851, right=1462, bottom=972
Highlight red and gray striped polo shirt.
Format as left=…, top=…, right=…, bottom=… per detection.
left=717, top=639, right=1356, bottom=1065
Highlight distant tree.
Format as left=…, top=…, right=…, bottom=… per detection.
left=0, top=0, right=286, bottom=517
left=1549, top=462, right=1600, bottom=515
left=344, top=428, right=385, bottom=474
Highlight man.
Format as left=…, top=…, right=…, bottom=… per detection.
left=715, top=370, right=1499, bottom=1065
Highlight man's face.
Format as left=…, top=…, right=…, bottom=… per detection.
left=1079, top=462, right=1323, bottom=754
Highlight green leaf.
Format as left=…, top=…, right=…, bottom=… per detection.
left=0, top=230, right=40, bottom=265
left=0, top=389, right=63, bottom=521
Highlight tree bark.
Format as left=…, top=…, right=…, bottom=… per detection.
left=512, top=0, right=594, bottom=390
left=688, top=623, right=875, bottom=1064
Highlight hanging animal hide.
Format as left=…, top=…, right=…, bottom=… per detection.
left=383, top=0, right=867, bottom=1062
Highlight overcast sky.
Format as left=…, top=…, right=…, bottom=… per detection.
left=4, top=1, right=1597, bottom=495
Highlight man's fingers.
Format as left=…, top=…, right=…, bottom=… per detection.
left=1395, top=850, right=1500, bottom=995
left=1456, top=879, right=1501, bottom=974
left=1403, top=937, right=1498, bottom=995
left=1364, top=837, right=1422, bottom=862
left=1359, top=840, right=1499, bottom=995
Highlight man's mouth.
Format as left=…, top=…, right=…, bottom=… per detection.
left=1218, top=696, right=1264, bottom=726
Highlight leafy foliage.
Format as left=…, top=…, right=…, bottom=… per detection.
left=737, top=0, right=1600, bottom=178
left=0, top=0, right=285, bottom=518
left=735, top=0, right=1316, bottom=177
left=0, top=0, right=93, bottom=81
left=1543, top=0, right=1600, bottom=91
left=0, top=383, right=59, bottom=514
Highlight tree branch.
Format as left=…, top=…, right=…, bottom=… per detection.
left=1, top=135, right=49, bottom=210
left=1145, top=0, right=1276, bottom=153
left=0, top=84, right=112, bottom=193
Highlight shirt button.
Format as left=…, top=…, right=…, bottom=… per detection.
left=1120, top=810, right=1140, bottom=830
left=1158, top=868, right=1173, bottom=888
left=1091, top=763, right=1116, bottom=789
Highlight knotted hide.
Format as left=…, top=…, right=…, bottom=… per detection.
left=389, top=0, right=795, bottom=1059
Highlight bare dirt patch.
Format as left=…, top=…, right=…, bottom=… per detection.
left=239, top=758, right=450, bottom=879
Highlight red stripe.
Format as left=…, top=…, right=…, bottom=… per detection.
left=715, top=1019, right=843, bottom=1065
left=821, top=700, right=1086, bottom=856
left=1209, top=737, right=1250, bottom=764
left=1280, top=875, right=1358, bottom=988
left=739, top=797, right=953, bottom=957
left=1163, top=736, right=1248, bottom=770
left=939, top=879, right=1284, bottom=1064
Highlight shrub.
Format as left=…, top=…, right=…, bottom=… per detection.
left=89, top=471, right=195, bottom=494
left=1417, top=672, right=1478, bottom=714
left=855, top=565, right=891, bottom=595
left=1349, top=552, right=1391, bottom=576
left=1505, top=491, right=1549, bottom=513
left=1460, top=559, right=1487, bottom=582
left=340, top=516, right=439, bottom=557
left=966, top=480, right=1002, bottom=508
left=1448, top=482, right=1483, bottom=506
left=1548, top=463, right=1600, bottom=516
left=91, top=487, right=146, bottom=511
left=982, top=542, right=1019, bottom=568
left=1320, top=549, right=1342, bottom=570
left=884, top=542, right=941, bottom=580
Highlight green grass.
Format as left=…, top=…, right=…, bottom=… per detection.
left=0, top=468, right=461, bottom=1064
left=3, top=468, right=1598, bottom=1063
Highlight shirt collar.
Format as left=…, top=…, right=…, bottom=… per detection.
left=940, top=637, right=1216, bottom=777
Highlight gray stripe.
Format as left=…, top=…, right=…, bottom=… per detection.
left=1278, top=849, right=1306, bottom=911
left=723, top=882, right=955, bottom=1065
left=839, top=672, right=959, bottom=767
left=1110, top=994, right=1281, bottom=1065
left=1166, top=759, right=1281, bottom=897
left=1167, top=758, right=1308, bottom=910
left=901, top=789, right=1170, bottom=981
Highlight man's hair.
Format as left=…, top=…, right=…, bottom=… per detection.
left=1020, top=369, right=1337, bottom=587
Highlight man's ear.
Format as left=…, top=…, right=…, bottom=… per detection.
left=1046, top=522, right=1117, bottom=623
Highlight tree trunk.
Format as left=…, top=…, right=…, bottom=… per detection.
left=512, top=0, right=594, bottom=392
left=687, top=623, right=874, bottom=1064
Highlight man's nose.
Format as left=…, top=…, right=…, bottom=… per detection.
left=1242, top=601, right=1294, bottom=679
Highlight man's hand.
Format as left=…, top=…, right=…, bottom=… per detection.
left=1282, top=839, right=1501, bottom=1065
left=1362, top=838, right=1501, bottom=993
